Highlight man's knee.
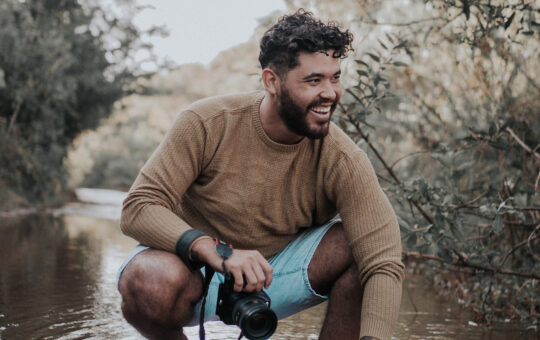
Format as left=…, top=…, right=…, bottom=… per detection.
left=308, top=222, right=356, bottom=295
left=339, top=263, right=360, bottom=291
left=119, top=249, right=203, bottom=325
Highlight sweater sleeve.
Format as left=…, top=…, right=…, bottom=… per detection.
left=327, top=149, right=404, bottom=340
left=120, top=110, right=207, bottom=253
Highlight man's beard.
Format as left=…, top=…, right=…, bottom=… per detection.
left=278, top=86, right=337, bottom=140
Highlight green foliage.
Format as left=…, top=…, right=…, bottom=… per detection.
left=0, top=0, right=151, bottom=208
left=336, top=0, right=539, bottom=324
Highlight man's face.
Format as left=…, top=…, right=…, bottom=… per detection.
left=277, top=51, right=342, bottom=139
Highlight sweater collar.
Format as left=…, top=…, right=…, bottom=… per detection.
left=251, top=91, right=308, bottom=152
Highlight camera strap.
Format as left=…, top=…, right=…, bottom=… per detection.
left=199, top=240, right=244, bottom=340
left=198, top=264, right=215, bottom=340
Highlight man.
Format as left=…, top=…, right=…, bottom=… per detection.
left=118, top=9, right=404, bottom=340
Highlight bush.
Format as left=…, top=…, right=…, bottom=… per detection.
left=331, top=0, right=539, bottom=324
left=0, top=0, right=152, bottom=208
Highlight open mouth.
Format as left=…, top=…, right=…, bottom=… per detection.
left=309, top=105, right=332, bottom=121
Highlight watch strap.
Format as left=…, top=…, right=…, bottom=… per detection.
left=215, top=239, right=233, bottom=273
left=175, top=229, right=206, bottom=271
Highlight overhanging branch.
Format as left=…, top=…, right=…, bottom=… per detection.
left=343, top=111, right=436, bottom=225
left=403, top=251, right=540, bottom=280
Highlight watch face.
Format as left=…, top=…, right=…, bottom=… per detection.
left=216, top=242, right=233, bottom=259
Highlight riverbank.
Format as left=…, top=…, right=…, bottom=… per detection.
left=0, top=188, right=127, bottom=219
left=1, top=188, right=538, bottom=339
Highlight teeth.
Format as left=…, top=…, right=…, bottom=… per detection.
left=311, top=106, right=331, bottom=114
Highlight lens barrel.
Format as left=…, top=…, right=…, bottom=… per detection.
left=233, top=298, right=277, bottom=340
left=217, top=275, right=277, bottom=340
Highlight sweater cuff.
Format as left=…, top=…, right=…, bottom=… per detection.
left=175, top=229, right=206, bottom=271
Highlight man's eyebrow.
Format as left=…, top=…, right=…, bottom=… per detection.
left=302, top=70, right=341, bottom=80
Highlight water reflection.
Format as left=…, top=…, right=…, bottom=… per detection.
left=0, top=201, right=537, bottom=339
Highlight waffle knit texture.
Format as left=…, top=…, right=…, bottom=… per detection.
left=120, top=91, right=404, bottom=339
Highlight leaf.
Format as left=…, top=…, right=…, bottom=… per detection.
left=385, top=32, right=395, bottom=44
left=407, top=233, right=417, bottom=250
left=397, top=216, right=412, bottom=232
left=394, top=41, right=407, bottom=49
left=456, top=161, right=473, bottom=171
left=366, top=53, right=380, bottom=62
left=492, top=215, right=504, bottom=235
left=431, top=153, right=452, bottom=168
left=428, top=242, right=440, bottom=255
left=504, top=12, right=515, bottom=30
left=435, top=213, right=446, bottom=227
left=462, top=0, right=470, bottom=20
left=423, top=26, right=433, bottom=43
left=488, top=122, right=496, bottom=136
left=392, top=61, right=408, bottom=67
left=356, top=70, right=369, bottom=78
left=439, top=247, right=453, bottom=263
left=377, top=39, right=388, bottom=50
left=355, top=59, right=369, bottom=68
left=442, top=194, right=453, bottom=205
left=488, top=141, right=509, bottom=150
left=0, top=68, right=5, bottom=89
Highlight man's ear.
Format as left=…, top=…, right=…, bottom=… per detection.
left=262, top=68, right=281, bottom=96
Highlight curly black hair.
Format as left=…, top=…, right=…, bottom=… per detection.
left=259, top=9, right=354, bottom=75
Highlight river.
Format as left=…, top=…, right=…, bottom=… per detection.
left=0, top=189, right=537, bottom=339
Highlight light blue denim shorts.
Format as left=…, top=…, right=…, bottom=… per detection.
left=117, top=219, right=340, bottom=325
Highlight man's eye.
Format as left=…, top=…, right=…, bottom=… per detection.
left=307, top=79, right=320, bottom=83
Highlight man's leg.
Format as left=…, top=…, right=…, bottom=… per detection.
left=308, top=222, right=362, bottom=340
left=118, top=249, right=204, bottom=340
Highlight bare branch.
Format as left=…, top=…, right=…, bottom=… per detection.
left=403, top=251, right=540, bottom=280
left=343, top=111, right=436, bottom=225
left=7, top=98, right=23, bottom=134
left=507, top=206, right=540, bottom=211
left=527, top=225, right=540, bottom=262
left=451, top=192, right=487, bottom=211
left=499, top=231, right=538, bottom=268
left=390, top=150, right=432, bottom=170
left=506, top=127, right=540, bottom=160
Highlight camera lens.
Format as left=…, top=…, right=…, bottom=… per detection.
left=247, top=313, right=267, bottom=331
left=242, top=310, right=276, bottom=339
left=234, top=299, right=277, bottom=340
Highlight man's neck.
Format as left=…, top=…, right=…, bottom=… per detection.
left=259, top=93, right=303, bottom=145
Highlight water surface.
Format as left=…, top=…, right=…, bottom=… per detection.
left=0, top=190, right=537, bottom=339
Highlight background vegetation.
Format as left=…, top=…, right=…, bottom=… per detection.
left=1, top=0, right=538, bottom=328
left=313, top=0, right=540, bottom=325
left=0, top=0, right=159, bottom=209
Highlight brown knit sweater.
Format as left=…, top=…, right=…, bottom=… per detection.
left=121, top=91, right=404, bottom=339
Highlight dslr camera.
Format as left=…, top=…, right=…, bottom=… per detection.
left=216, top=274, right=277, bottom=340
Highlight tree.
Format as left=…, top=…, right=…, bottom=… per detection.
left=328, top=0, right=539, bottom=324
left=0, top=0, right=156, bottom=208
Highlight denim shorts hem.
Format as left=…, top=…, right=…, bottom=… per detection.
left=117, top=219, right=341, bottom=324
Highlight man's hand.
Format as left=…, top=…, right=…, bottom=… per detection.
left=191, top=238, right=273, bottom=293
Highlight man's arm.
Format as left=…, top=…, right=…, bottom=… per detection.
left=120, top=110, right=208, bottom=252
left=120, top=109, right=273, bottom=291
left=326, top=149, right=404, bottom=340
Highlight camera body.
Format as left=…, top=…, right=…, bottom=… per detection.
left=216, top=274, right=277, bottom=340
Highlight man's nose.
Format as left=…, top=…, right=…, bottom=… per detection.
left=320, top=81, right=338, bottom=100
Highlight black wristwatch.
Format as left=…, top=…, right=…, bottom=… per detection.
left=215, top=239, right=233, bottom=272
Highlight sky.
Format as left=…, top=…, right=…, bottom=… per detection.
left=132, top=0, right=287, bottom=68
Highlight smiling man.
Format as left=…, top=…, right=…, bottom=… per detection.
left=117, top=10, right=404, bottom=340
